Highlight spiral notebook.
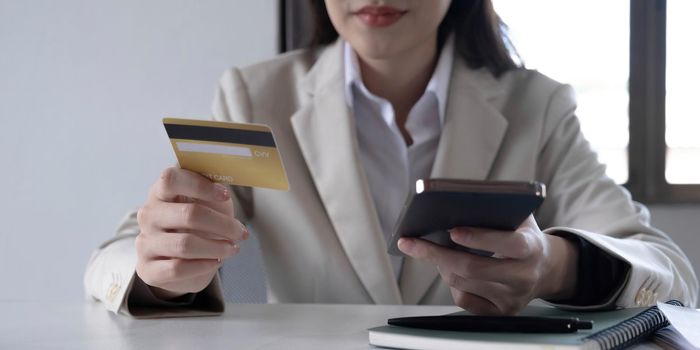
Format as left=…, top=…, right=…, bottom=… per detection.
left=369, top=301, right=683, bottom=350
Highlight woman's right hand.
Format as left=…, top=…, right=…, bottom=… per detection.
left=135, top=167, right=248, bottom=300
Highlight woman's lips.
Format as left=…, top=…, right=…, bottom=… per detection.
left=352, top=5, right=407, bottom=27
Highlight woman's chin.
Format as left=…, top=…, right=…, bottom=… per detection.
left=350, top=40, right=405, bottom=61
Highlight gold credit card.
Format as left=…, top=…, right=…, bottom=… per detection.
left=163, top=118, right=289, bottom=191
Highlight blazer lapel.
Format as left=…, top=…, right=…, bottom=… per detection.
left=290, top=41, right=402, bottom=304
left=400, top=58, right=509, bottom=304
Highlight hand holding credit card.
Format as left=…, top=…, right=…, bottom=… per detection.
left=163, top=118, right=289, bottom=191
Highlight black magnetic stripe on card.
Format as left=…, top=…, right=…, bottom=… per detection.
left=164, top=123, right=276, bottom=147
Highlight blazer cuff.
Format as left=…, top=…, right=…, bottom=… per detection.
left=83, top=233, right=140, bottom=314
left=123, top=273, right=225, bottom=319
left=541, top=227, right=632, bottom=310
left=544, top=229, right=630, bottom=309
left=128, top=275, right=197, bottom=306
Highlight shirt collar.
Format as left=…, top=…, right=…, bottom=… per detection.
left=343, top=35, right=455, bottom=124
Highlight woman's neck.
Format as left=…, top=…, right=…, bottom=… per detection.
left=357, top=37, right=438, bottom=138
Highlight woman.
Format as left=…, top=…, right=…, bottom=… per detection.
left=84, top=0, right=698, bottom=317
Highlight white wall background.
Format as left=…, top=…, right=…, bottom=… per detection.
left=1, top=0, right=699, bottom=304
left=0, top=0, right=277, bottom=301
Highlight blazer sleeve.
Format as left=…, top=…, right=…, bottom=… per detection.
left=83, top=68, right=254, bottom=317
left=83, top=209, right=226, bottom=318
left=534, top=84, right=699, bottom=309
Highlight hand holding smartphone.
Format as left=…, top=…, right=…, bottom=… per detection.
left=387, top=179, right=546, bottom=256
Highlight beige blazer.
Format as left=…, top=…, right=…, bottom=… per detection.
left=84, top=40, right=698, bottom=317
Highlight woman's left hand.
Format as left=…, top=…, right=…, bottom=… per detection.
left=398, top=215, right=579, bottom=315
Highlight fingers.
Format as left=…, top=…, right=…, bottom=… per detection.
left=449, top=288, right=502, bottom=316
left=400, top=216, right=548, bottom=315
left=134, top=221, right=247, bottom=294
left=398, top=238, right=527, bottom=285
left=438, top=267, right=510, bottom=297
left=137, top=232, right=240, bottom=260
left=449, top=228, right=534, bottom=259
left=151, top=167, right=231, bottom=203
left=399, top=237, right=484, bottom=271
left=438, top=267, right=522, bottom=315
left=402, top=238, right=535, bottom=315
left=135, top=166, right=244, bottom=296
left=139, top=201, right=247, bottom=242
left=449, top=216, right=541, bottom=259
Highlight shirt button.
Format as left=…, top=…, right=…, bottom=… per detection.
left=651, top=292, right=658, bottom=304
left=106, top=273, right=121, bottom=303
left=635, top=288, right=648, bottom=306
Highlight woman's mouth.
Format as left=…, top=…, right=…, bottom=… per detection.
left=352, top=5, right=407, bottom=28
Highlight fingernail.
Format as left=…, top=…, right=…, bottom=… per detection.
left=240, top=223, right=250, bottom=240
left=214, top=183, right=230, bottom=201
left=398, top=238, right=415, bottom=254
left=448, top=229, right=458, bottom=238
left=451, top=227, right=471, bottom=237
left=226, top=242, right=239, bottom=256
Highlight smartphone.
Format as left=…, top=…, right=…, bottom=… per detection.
left=387, top=179, right=546, bottom=256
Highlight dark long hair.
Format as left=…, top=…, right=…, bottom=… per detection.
left=310, top=0, right=520, bottom=78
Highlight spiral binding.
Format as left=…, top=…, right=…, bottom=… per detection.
left=583, top=300, right=683, bottom=350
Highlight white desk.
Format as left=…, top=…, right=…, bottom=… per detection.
left=1, top=301, right=664, bottom=349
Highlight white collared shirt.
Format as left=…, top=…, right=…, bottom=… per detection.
left=343, top=37, right=454, bottom=277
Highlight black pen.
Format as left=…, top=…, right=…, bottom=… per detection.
left=388, top=315, right=594, bottom=333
